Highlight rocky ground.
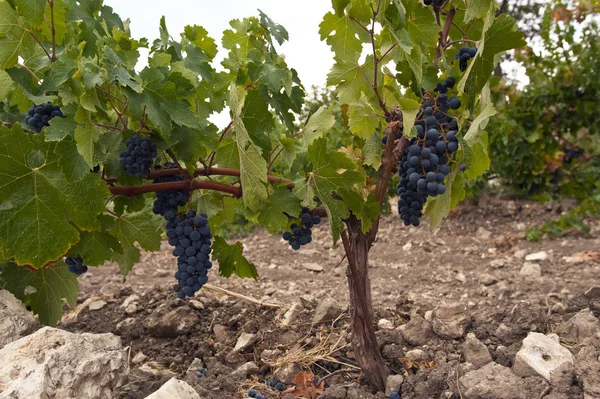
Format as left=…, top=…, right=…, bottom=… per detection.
left=1, top=195, right=599, bottom=399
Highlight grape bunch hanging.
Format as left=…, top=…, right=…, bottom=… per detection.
left=397, top=76, right=462, bottom=227
left=165, top=210, right=213, bottom=299
left=24, top=103, right=64, bottom=133
left=453, top=47, right=478, bottom=72
left=65, top=255, right=88, bottom=275
left=282, top=207, right=321, bottom=250
left=423, top=0, right=444, bottom=6
left=119, top=134, right=157, bottom=179
left=152, top=163, right=189, bottom=216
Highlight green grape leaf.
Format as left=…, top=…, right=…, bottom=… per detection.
left=327, top=56, right=377, bottom=104
left=338, top=188, right=380, bottom=233
left=319, top=11, right=366, bottom=63
left=259, top=10, right=289, bottom=46
left=426, top=168, right=466, bottom=230
left=458, top=14, right=526, bottom=95
left=74, top=122, right=101, bottom=167
left=257, top=185, right=301, bottom=233
left=212, top=236, right=258, bottom=279
left=15, top=0, right=46, bottom=27
left=348, top=100, right=384, bottom=139
left=407, top=16, right=440, bottom=49
left=1, top=261, right=78, bottom=326
left=242, top=89, right=274, bottom=153
left=110, top=211, right=163, bottom=276
left=463, top=102, right=495, bottom=179
left=0, top=126, right=107, bottom=267
left=399, top=98, right=420, bottom=138
left=0, top=1, right=34, bottom=68
left=213, top=138, right=240, bottom=169
left=184, top=25, right=218, bottom=60
left=465, top=0, right=493, bottom=23
left=230, top=85, right=268, bottom=211
left=55, top=136, right=89, bottom=183
left=363, top=132, right=383, bottom=167
left=301, top=106, right=336, bottom=146
left=0, top=69, right=12, bottom=99
left=170, top=123, right=218, bottom=164
left=74, top=231, right=122, bottom=266
left=294, top=137, right=365, bottom=243
left=44, top=111, right=77, bottom=142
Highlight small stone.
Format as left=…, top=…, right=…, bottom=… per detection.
left=402, top=242, right=413, bottom=251
left=146, top=307, right=199, bottom=338
left=584, top=286, right=600, bottom=299
left=432, top=303, right=470, bottom=339
left=480, top=273, right=498, bottom=286
left=512, top=332, right=575, bottom=381
left=213, top=324, right=230, bottom=343
left=303, top=262, right=324, bottom=272
left=274, top=362, right=302, bottom=384
left=459, top=362, right=528, bottom=399
left=121, top=294, right=139, bottom=309
left=385, top=374, right=404, bottom=396
left=405, top=349, right=427, bottom=361
left=185, top=358, right=204, bottom=377
left=312, top=297, right=343, bottom=325
left=378, top=319, right=394, bottom=330
left=299, top=295, right=315, bottom=308
left=116, top=317, right=136, bottom=333
left=455, top=272, right=466, bottom=283
left=0, top=290, right=40, bottom=349
left=519, top=262, right=541, bottom=278
left=132, top=351, right=148, bottom=365
left=525, top=251, right=548, bottom=261
left=144, top=378, right=200, bottom=399
left=281, top=303, right=303, bottom=327
left=476, top=227, right=492, bottom=240
left=233, top=332, right=257, bottom=352
left=399, top=314, right=433, bottom=346
left=558, top=308, right=600, bottom=344
left=513, top=249, right=527, bottom=259
left=88, top=299, right=108, bottom=311
left=462, top=333, right=492, bottom=368
left=231, top=361, right=259, bottom=378
left=489, top=259, right=506, bottom=269
left=139, top=362, right=177, bottom=377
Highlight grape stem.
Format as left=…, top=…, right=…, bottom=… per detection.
left=48, top=0, right=57, bottom=61
left=25, top=29, right=53, bottom=63
left=436, top=8, right=457, bottom=62
left=108, top=180, right=242, bottom=198
left=207, top=121, right=234, bottom=168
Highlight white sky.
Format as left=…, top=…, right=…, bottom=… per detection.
left=106, top=1, right=334, bottom=128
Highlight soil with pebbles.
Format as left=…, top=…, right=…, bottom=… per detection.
left=61, top=195, right=600, bottom=399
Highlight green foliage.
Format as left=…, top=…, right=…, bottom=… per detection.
left=0, top=0, right=521, bottom=324
left=485, top=3, right=600, bottom=200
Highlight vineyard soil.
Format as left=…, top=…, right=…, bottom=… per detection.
left=63, top=195, right=600, bottom=399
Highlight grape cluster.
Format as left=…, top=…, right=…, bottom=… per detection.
left=65, top=255, right=88, bottom=275
left=166, top=210, right=213, bottom=299
left=397, top=77, right=461, bottom=227
left=119, top=135, right=157, bottom=179
left=152, top=163, right=189, bottom=216
left=24, top=103, right=64, bottom=133
left=282, top=208, right=321, bottom=250
left=423, top=0, right=444, bottom=6
left=390, top=392, right=400, bottom=399
left=453, top=47, right=477, bottom=72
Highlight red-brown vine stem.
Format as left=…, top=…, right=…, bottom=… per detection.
left=108, top=180, right=242, bottom=198
left=437, top=8, right=457, bottom=61
left=48, top=0, right=56, bottom=61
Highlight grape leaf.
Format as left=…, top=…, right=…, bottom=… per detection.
left=327, top=56, right=377, bottom=104
left=0, top=69, right=12, bottom=99
left=426, top=167, right=466, bottom=230
left=362, top=132, right=383, bottom=168
left=110, top=211, right=163, bottom=276
left=465, top=0, right=493, bottom=23
left=183, top=25, right=218, bottom=60
left=348, top=100, right=383, bottom=139
left=0, top=126, right=108, bottom=267
left=302, top=106, right=336, bottom=146
left=14, top=0, right=46, bottom=27
left=1, top=261, right=78, bottom=326
left=257, top=185, right=301, bottom=233
left=74, top=231, right=122, bottom=266
left=293, top=137, right=365, bottom=243
left=0, top=1, right=34, bottom=68
left=463, top=102, right=496, bottom=179
left=259, top=10, right=289, bottom=46
left=212, top=236, right=258, bottom=279
left=319, top=11, right=366, bottom=63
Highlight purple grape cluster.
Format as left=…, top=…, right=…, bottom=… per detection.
left=152, top=163, right=189, bottom=216
left=24, top=103, right=64, bottom=133
left=119, top=135, right=157, bottom=178
left=66, top=255, right=88, bottom=275
left=166, top=210, right=213, bottom=299
left=453, top=47, right=478, bottom=71
left=397, top=77, right=462, bottom=227
left=282, top=208, right=320, bottom=250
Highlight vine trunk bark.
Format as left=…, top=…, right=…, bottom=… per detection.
left=342, top=216, right=387, bottom=392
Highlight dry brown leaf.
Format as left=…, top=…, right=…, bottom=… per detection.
left=399, top=357, right=436, bottom=371
left=283, top=371, right=324, bottom=399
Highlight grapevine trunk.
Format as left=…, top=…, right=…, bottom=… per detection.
left=342, top=216, right=388, bottom=391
